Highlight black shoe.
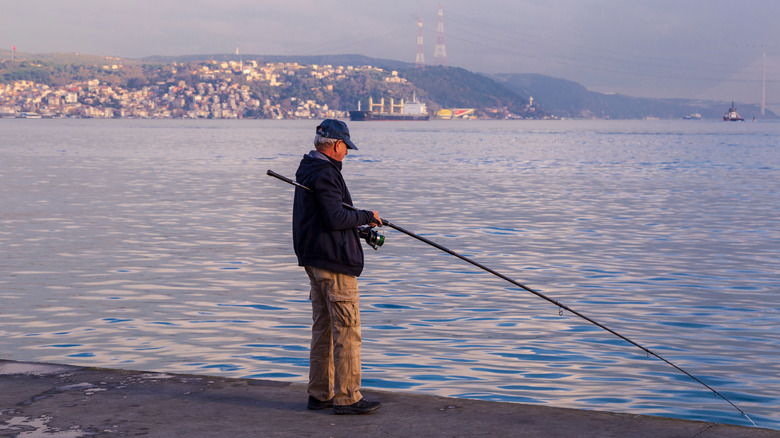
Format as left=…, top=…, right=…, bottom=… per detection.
left=333, top=398, right=382, bottom=415
left=307, top=396, right=334, bottom=410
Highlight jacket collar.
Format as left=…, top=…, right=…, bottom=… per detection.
left=308, top=150, right=342, bottom=171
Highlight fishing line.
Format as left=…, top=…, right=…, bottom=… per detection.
left=267, top=169, right=756, bottom=427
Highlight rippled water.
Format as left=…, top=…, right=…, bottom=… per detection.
left=1, top=119, right=778, bottom=429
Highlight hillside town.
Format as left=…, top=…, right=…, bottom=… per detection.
left=0, top=60, right=412, bottom=119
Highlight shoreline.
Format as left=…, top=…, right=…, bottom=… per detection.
left=1, top=359, right=775, bottom=437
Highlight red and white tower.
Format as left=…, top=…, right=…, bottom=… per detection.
left=416, top=19, right=425, bottom=69
left=433, top=4, right=447, bottom=67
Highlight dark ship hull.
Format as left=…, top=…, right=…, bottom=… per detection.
left=349, top=110, right=429, bottom=121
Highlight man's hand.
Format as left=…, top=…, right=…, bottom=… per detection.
left=370, top=211, right=383, bottom=227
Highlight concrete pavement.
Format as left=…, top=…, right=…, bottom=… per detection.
left=0, top=360, right=776, bottom=437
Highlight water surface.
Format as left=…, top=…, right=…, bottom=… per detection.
left=1, top=119, right=778, bottom=429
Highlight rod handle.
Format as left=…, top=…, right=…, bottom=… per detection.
left=267, top=169, right=313, bottom=193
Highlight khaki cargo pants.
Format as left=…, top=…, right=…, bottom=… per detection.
left=305, top=266, right=362, bottom=406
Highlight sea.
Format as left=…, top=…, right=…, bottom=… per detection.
left=1, top=118, right=778, bottom=430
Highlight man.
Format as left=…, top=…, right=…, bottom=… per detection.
left=292, top=119, right=382, bottom=415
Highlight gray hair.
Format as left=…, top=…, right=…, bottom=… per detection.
left=314, top=134, right=338, bottom=150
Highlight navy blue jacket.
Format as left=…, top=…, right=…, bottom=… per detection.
left=292, top=151, right=375, bottom=277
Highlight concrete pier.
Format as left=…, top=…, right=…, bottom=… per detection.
left=0, top=360, right=776, bottom=437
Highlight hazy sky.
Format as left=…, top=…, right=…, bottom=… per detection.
left=3, top=0, right=779, bottom=108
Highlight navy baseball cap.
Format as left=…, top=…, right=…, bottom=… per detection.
left=316, top=119, right=358, bottom=150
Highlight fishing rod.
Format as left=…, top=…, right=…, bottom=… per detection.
left=266, top=169, right=756, bottom=427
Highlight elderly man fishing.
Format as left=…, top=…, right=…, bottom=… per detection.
left=292, top=119, right=383, bottom=415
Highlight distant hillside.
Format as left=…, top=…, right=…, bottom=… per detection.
left=142, top=55, right=539, bottom=116
left=0, top=50, right=141, bottom=67
left=140, top=55, right=543, bottom=118
left=2, top=50, right=773, bottom=120
left=399, top=66, right=539, bottom=118
left=141, top=53, right=412, bottom=70
left=494, top=73, right=777, bottom=120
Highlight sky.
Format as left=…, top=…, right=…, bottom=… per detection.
left=3, top=0, right=780, bottom=111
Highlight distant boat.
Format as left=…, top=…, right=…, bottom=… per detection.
left=16, top=112, right=42, bottom=119
left=349, top=94, right=429, bottom=121
left=723, top=102, right=744, bottom=121
left=683, top=113, right=702, bottom=120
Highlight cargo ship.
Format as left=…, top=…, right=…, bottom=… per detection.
left=349, top=95, right=429, bottom=121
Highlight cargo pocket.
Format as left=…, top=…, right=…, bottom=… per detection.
left=328, top=290, right=360, bottom=328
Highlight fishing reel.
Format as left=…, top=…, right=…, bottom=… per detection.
left=357, top=226, right=385, bottom=250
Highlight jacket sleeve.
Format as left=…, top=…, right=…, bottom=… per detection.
left=312, top=168, right=373, bottom=231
